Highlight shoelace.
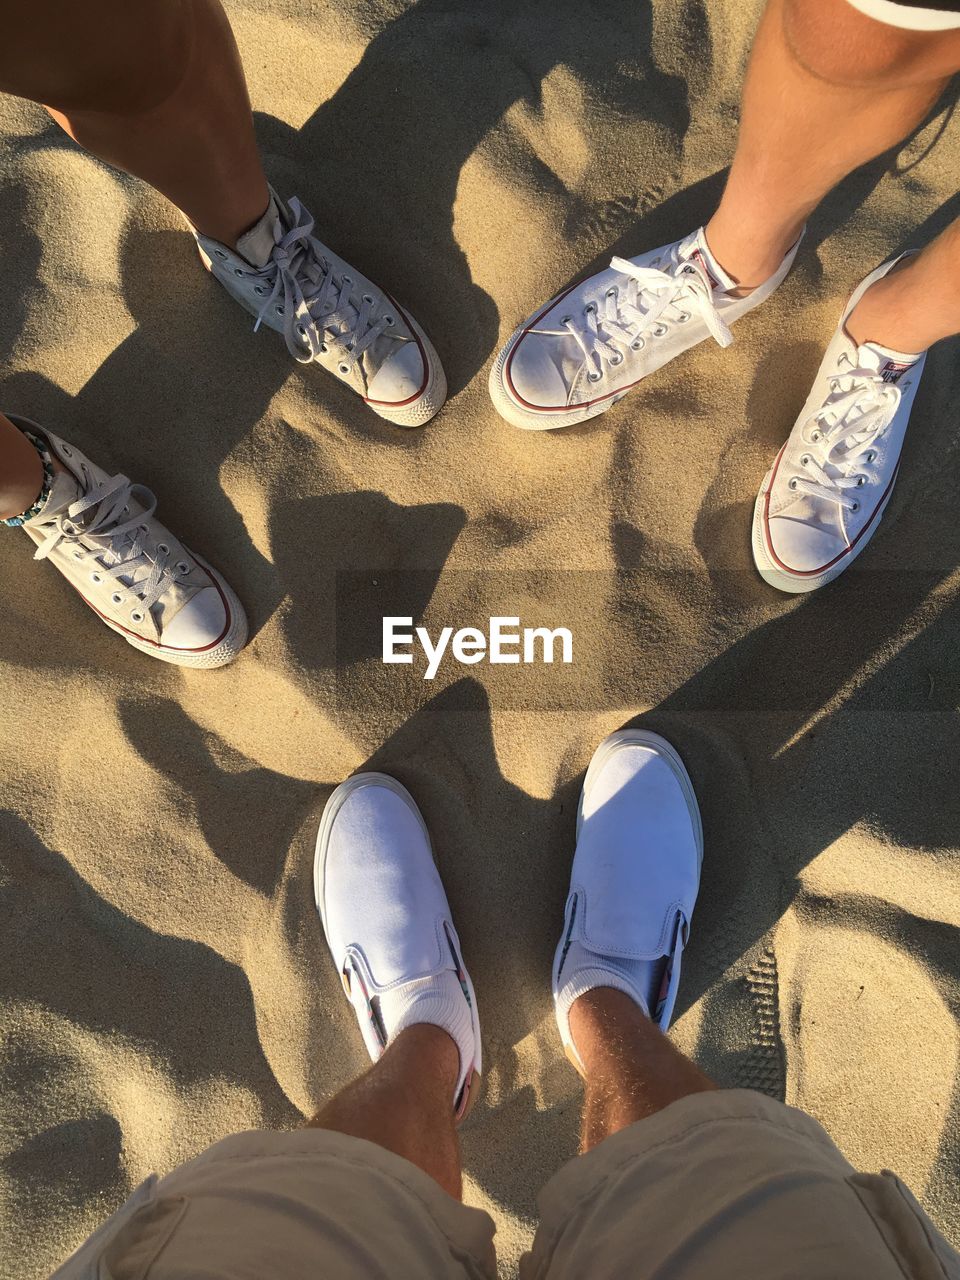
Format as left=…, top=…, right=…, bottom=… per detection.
left=790, top=357, right=904, bottom=513
left=558, top=252, right=733, bottom=382
left=33, top=473, right=181, bottom=632
left=250, top=198, right=394, bottom=371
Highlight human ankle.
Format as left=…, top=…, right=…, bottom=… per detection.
left=703, top=214, right=801, bottom=293
left=845, top=262, right=938, bottom=353
left=568, top=986, right=652, bottom=1072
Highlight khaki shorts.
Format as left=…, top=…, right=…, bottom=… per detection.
left=53, top=1090, right=960, bottom=1280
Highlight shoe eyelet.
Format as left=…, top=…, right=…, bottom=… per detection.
left=91, top=572, right=102, bottom=583
left=346, top=341, right=354, bottom=351
left=111, top=592, right=124, bottom=605
left=676, top=312, right=690, bottom=323
left=215, top=249, right=227, bottom=259
left=631, top=338, right=645, bottom=350
left=234, top=268, right=245, bottom=277
left=362, top=293, right=374, bottom=304
left=320, top=342, right=328, bottom=353
left=560, top=315, right=573, bottom=326
left=584, top=303, right=598, bottom=315
left=254, top=285, right=266, bottom=295
left=653, top=324, right=668, bottom=337
left=385, top=316, right=395, bottom=326
left=606, top=288, right=617, bottom=298
left=851, top=501, right=860, bottom=513
left=296, top=324, right=307, bottom=337
left=800, top=454, right=811, bottom=467
left=788, top=477, right=799, bottom=491
left=856, top=475, right=867, bottom=487
left=610, top=353, right=624, bottom=367
left=157, top=542, right=169, bottom=554
left=131, top=610, right=144, bottom=623
left=73, top=549, right=82, bottom=559
left=276, top=305, right=285, bottom=316
left=810, top=429, right=823, bottom=443
left=339, top=363, right=351, bottom=375
left=866, top=450, right=877, bottom=463
left=177, top=559, right=190, bottom=573
left=138, top=523, right=148, bottom=533
left=342, top=275, right=352, bottom=286
left=588, top=371, right=602, bottom=383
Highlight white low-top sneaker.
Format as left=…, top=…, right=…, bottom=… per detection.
left=490, top=228, right=800, bottom=431
left=12, top=417, right=247, bottom=668
left=753, top=256, right=926, bottom=594
left=553, top=730, right=703, bottom=1075
left=315, top=773, right=482, bottom=1122
left=196, top=190, right=446, bottom=428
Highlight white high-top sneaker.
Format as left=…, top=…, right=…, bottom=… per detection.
left=753, top=256, right=926, bottom=594
left=489, top=228, right=801, bottom=431
left=195, top=190, right=446, bottom=428
left=11, top=417, right=247, bottom=668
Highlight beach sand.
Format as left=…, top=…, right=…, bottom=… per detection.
left=2, top=1, right=959, bottom=1275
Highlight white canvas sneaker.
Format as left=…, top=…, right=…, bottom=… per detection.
left=195, top=190, right=446, bottom=427
left=490, top=228, right=801, bottom=431
left=12, top=417, right=247, bottom=668
left=553, top=730, right=703, bottom=1075
left=315, top=773, right=482, bottom=1122
left=753, top=256, right=926, bottom=594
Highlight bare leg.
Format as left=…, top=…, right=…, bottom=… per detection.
left=309, top=1024, right=463, bottom=1201
left=569, top=988, right=717, bottom=1154
left=0, top=413, right=44, bottom=521
left=705, top=0, right=960, bottom=289
left=0, top=0, right=269, bottom=244
left=845, top=218, right=960, bottom=350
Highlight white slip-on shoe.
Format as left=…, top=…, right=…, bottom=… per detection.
left=314, top=772, right=482, bottom=1122
left=195, top=190, right=446, bottom=428
left=10, top=416, right=247, bottom=668
left=490, top=228, right=801, bottom=431
left=753, top=255, right=926, bottom=594
left=553, top=730, right=703, bottom=1076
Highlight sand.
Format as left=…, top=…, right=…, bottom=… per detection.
left=2, top=1, right=960, bottom=1275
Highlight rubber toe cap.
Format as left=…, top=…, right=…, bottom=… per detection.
left=506, top=334, right=569, bottom=410
left=367, top=341, right=427, bottom=403
left=766, top=515, right=847, bottom=576
left=161, top=586, right=229, bottom=651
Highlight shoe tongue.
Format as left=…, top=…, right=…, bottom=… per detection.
left=679, top=229, right=737, bottom=292
left=857, top=340, right=922, bottom=384
left=235, top=192, right=282, bottom=268
left=41, top=465, right=80, bottom=515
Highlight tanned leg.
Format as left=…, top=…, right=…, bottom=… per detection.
left=0, top=0, right=269, bottom=243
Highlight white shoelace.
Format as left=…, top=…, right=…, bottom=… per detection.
left=249, top=198, right=393, bottom=370
left=791, top=356, right=904, bottom=513
left=558, top=252, right=733, bottom=382
left=33, top=474, right=181, bottom=632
